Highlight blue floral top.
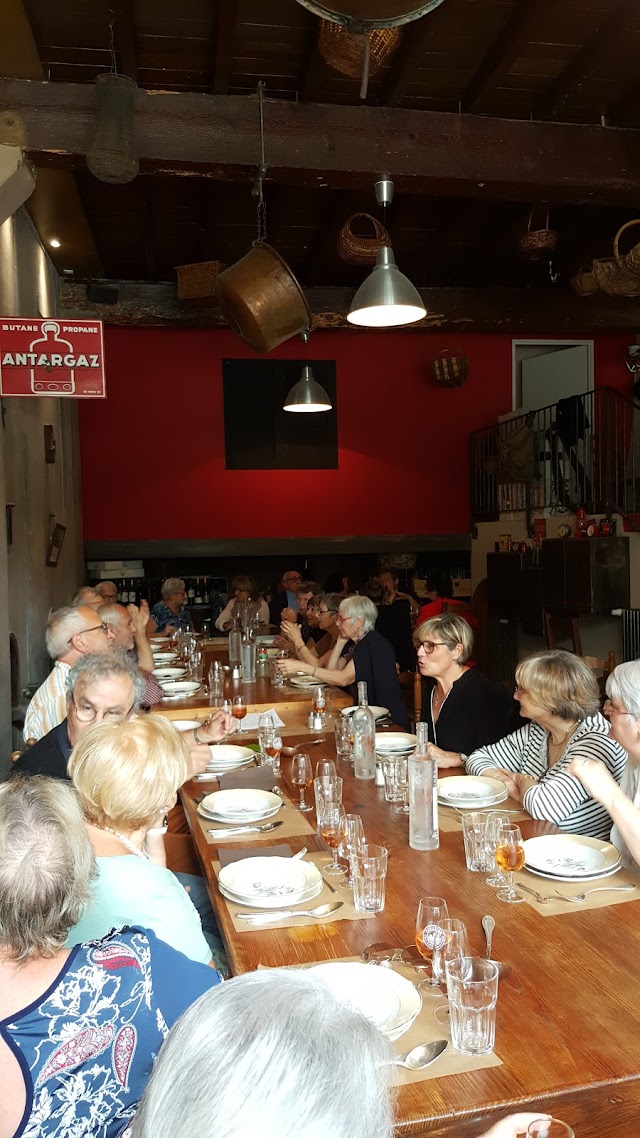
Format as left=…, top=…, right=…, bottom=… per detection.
left=1, top=927, right=218, bottom=1138
left=149, top=602, right=190, bottom=634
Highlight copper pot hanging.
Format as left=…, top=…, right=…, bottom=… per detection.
left=216, top=243, right=311, bottom=354
left=293, top=0, right=446, bottom=28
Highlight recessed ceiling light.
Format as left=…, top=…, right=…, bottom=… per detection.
left=49, top=238, right=61, bottom=248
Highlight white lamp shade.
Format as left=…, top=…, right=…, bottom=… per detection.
left=283, top=365, right=333, bottom=412
left=347, top=246, right=426, bottom=327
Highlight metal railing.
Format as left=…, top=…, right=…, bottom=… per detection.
left=470, top=386, right=640, bottom=527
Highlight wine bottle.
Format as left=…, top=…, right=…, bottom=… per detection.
left=203, top=577, right=210, bottom=606
left=194, top=576, right=203, bottom=604
left=187, top=578, right=195, bottom=606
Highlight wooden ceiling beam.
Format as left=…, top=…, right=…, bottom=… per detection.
left=533, top=0, right=638, bottom=120
left=300, top=29, right=326, bottom=102
left=379, top=21, right=430, bottom=107
left=607, top=79, right=640, bottom=126
left=59, top=277, right=640, bottom=333
left=5, top=80, right=640, bottom=207
left=112, top=0, right=139, bottom=84
left=459, top=0, right=546, bottom=114
left=212, top=0, right=238, bottom=95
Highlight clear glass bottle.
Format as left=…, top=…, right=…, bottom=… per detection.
left=229, top=612, right=242, bottom=666
left=352, top=681, right=376, bottom=781
left=409, top=721, right=439, bottom=851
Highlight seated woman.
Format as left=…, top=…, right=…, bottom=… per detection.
left=278, top=596, right=409, bottom=730
left=67, top=715, right=225, bottom=969
left=568, top=660, right=640, bottom=865
left=215, top=575, right=269, bottom=632
left=132, top=969, right=548, bottom=1138
left=364, top=576, right=416, bottom=673
left=466, top=649, right=627, bottom=839
left=0, top=777, right=219, bottom=1138
left=279, top=592, right=342, bottom=666
left=416, top=614, right=520, bottom=765
left=147, top=577, right=192, bottom=636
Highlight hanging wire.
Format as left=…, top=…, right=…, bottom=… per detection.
left=251, top=81, right=269, bottom=243
left=107, top=9, right=118, bottom=76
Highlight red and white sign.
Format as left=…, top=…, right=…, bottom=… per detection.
left=0, top=318, right=106, bottom=398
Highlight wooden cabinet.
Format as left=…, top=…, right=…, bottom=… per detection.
left=541, top=537, right=629, bottom=615
left=487, top=553, right=543, bottom=634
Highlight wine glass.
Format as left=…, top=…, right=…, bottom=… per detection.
left=319, top=803, right=347, bottom=875
left=415, top=897, right=450, bottom=993
left=258, top=712, right=274, bottom=752
left=291, top=752, right=313, bottom=812
left=527, top=1123, right=575, bottom=1138
left=484, top=810, right=512, bottom=888
left=495, top=823, right=526, bottom=903
left=232, top=695, right=246, bottom=734
left=431, top=918, right=470, bottom=1025
left=263, top=726, right=283, bottom=775
left=315, top=759, right=336, bottom=780
left=337, top=813, right=365, bottom=889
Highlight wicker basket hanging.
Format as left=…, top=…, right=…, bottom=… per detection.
left=615, top=218, right=640, bottom=277
left=432, top=348, right=469, bottom=388
left=518, top=205, right=557, bottom=261
left=570, top=266, right=600, bottom=297
left=337, top=212, right=390, bottom=265
left=318, top=20, right=401, bottom=78
left=592, top=221, right=640, bottom=298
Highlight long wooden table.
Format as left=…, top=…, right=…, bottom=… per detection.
left=151, top=674, right=351, bottom=728
left=180, top=730, right=640, bottom=1138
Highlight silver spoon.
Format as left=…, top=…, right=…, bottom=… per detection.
left=394, top=1040, right=448, bottom=1070
left=557, top=883, right=637, bottom=904
left=235, top=901, right=343, bottom=923
left=281, top=739, right=326, bottom=755
left=481, top=915, right=511, bottom=978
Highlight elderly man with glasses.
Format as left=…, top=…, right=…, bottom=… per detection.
left=269, top=568, right=303, bottom=625
left=23, top=605, right=115, bottom=743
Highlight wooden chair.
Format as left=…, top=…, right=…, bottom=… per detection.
left=544, top=611, right=582, bottom=655
left=580, top=651, right=616, bottom=678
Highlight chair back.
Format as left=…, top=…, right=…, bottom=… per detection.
left=544, top=611, right=583, bottom=655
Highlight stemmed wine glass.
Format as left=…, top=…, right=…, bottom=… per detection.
left=431, top=918, right=470, bottom=1025
left=414, top=896, right=449, bottom=993
left=291, top=752, right=313, bottom=812
left=319, top=802, right=347, bottom=875
left=232, top=695, right=246, bottom=734
left=495, top=823, right=526, bottom=903
left=337, top=813, right=365, bottom=889
left=484, top=810, right=512, bottom=888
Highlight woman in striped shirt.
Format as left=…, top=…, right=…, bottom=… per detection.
left=466, top=649, right=626, bottom=840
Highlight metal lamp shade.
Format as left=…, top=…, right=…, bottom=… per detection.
left=283, top=365, right=333, bottom=412
left=347, top=247, right=426, bottom=327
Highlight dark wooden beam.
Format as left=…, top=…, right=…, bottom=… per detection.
left=212, top=0, right=237, bottom=95
left=533, top=1, right=638, bottom=120
left=300, top=30, right=326, bottom=102
left=59, top=278, right=640, bottom=333
left=460, top=0, right=545, bottom=114
left=85, top=533, right=471, bottom=561
left=112, top=0, right=139, bottom=84
left=607, top=79, right=640, bottom=126
left=5, top=80, right=640, bottom=206
left=379, top=20, right=429, bottom=107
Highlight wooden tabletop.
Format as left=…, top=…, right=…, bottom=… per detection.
left=151, top=674, right=352, bottom=722
left=180, top=730, right=640, bottom=1138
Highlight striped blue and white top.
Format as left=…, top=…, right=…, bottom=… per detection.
left=466, top=713, right=627, bottom=840
left=23, top=660, right=71, bottom=743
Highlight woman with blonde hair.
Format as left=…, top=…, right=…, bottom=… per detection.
left=415, top=613, right=519, bottom=766
left=215, top=574, right=269, bottom=631
left=466, top=649, right=627, bottom=838
left=66, top=715, right=222, bottom=967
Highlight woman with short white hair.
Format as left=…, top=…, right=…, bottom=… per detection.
left=0, top=776, right=218, bottom=1138
left=569, top=660, right=640, bottom=865
left=147, top=577, right=192, bottom=635
left=277, top=594, right=409, bottom=728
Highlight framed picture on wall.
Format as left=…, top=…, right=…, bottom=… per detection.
left=46, top=523, right=66, bottom=567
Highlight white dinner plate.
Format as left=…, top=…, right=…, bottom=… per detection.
left=525, top=860, right=622, bottom=884
left=374, top=732, right=418, bottom=753
left=342, top=705, right=389, bottom=721
left=206, top=759, right=255, bottom=774
left=201, top=789, right=281, bottom=819
left=152, top=667, right=187, bottom=679
left=207, top=745, right=255, bottom=764
left=171, top=719, right=201, bottom=732
left=219, top=856, right=321, bottom=905
left=218, top=878, right=323, bottom=909
left=256, top=635, right=278, bottom=645
left=152, top=652, right=179, bottom=663
left=308, top=962, right=422, bottom=1041
left=150, top=636, right=171, bottom=643
left=289, top=675, right=327, bottom=689
left=160, top=680, right=201, bottom=695
left=437, top=776, right=508, bottom=806
left=523, top=834, right=622, bottom=878
left=198, top=801, right=281, bottom=823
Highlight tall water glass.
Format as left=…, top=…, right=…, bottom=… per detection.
left=208, top=661, right=223, bottom=706
left=445, top=956, right=499, bottom=1056
left=258, top=712, right=275, bottom=752
left=271, top=652, right=286, bottom=688
left=462, top=812, right=490, bottom=872
left=334, top=718, right=352, bottom=760
left=338, top=813, right=365, bottom=887
left=352, top=844, right=388, bottom=913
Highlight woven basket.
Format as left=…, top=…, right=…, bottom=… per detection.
left=318, top=21, right=401, bottom=79
left=518, top=205, right=557, bottom=261
left=432, top=348, right=469, bottom=388
left=570, top=266, right=600, bottom=297
left=615, top=218, right=640, bottom=277
left=337, top=212, right=390, bottom=266
left=592, top=220, right=640, bottom=297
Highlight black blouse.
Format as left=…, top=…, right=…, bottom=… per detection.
left=421, top=669, right=520, bottom=756
left=351, top=630, right=410, bottom=731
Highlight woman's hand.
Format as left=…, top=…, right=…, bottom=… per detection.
left=427, top=745, right=464, bottom=768
left=480, top=767, right=521, bottom=800
left=478, top=1114, right=552, bottom=1138
left=281, top=606, right=297, bottom=624
left=277, top=658, right=309, bottom=677
left=198, top=710, right=235, bottom=744
left=281, top=619, right=304, bottom=648
left=567, top=755, right=616, bottom=810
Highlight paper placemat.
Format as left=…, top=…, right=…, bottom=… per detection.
left=438, top=806, right=530, bottom=833
left=219, top=844, right=292, bottom=866
left=519, top=864, right=640, bottom=916
left=196, top=792, right=316, bottom=844
left=218, top=767, right=279, bottom=791
left=240, top=709, right=285, bottom=732
left=214, top=852, right=374, bottom=933
left=258, top=954, right=501, bottom=1085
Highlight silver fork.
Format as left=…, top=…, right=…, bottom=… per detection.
left=517, top=881, right=556, bottom=904
left=556, top=884, right=637, bottom=904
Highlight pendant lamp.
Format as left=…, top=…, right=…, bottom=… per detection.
left=283, top=334, right=333, bottom=412
left=347, top=176, right=426, bottom=328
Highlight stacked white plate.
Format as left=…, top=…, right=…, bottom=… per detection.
left=289, top=675, right=327, bottom=689
left=308, top=962, right=422, bottom=1041
left=153, top=651, right=178, bottom=663
left=523, top=834, right=622, bottom=882
left=160, top=680, right=201, bottom=699
left=153, top=666, right=187, bottom=679
left=342, top=705, right=389, bottom=721
left=171, top=719, right=200, bottom=732
left=437, top=775, right=508, bottom=808
left=374, top=732, right=417, bottom=755
left=150, top=636, right=171, bottom=643
left=200, top=788, right=280, bottom=821
left=256, top=635, right=278, bottom=646
left=204, top=745, right=256, bottom=775
left=218, top=856, right=323, bottom=909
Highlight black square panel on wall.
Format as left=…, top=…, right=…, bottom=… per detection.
left=223, top=359, right=337, bottom=470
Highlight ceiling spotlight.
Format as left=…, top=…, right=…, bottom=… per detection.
left=283, top=364, right=332, bottom=413
left=49, top=238, right=61, bottom=248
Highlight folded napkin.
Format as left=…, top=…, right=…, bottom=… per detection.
left=218, top=843, right=292, bottom=867
left=218, top=767, right=278, bottom=791
left=241, top=708, right=285, bottom=732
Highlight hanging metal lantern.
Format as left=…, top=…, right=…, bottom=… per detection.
left=87, top=73, right=139, bottom=185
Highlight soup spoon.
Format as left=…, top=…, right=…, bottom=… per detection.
left=235, top=901, right=343, bottom=923
left=393, top=1040, right=448, bottom=1070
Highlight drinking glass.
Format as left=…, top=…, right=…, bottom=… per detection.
left=445, top=956, right=499, bottom=1056
left=527, top=1122, right=575, bottom=1138
left=232, top=695, right=246, bottom=734
left=315, top=759, right=336, bottom=780
left=337, top=813, right=365, bottom=888
left=320, top=803, right=347, bottom=874
left=262, top=726, right=283, bottom=775
left=462, top=812, right=490, bottom=872
left=431, top=918, right=470, bottom=1025
left=291, top=752, right=313, bottom=812
left=351, top=843, right=388, bottom=913
left=208, top=661, right=223, bottom=706
left=484, top=810, right=512, bottom=887
left=415, top=896, right=449, bottom=993
left=313, top=774, right=343, bottom=818
left=495, top=823, right=526, bottom=903
left=390, top=755, right=409, bottom=814
left=334, top=717, right=352, bottom=759
left=258, top=712, right=275, bottom=752
left=271, top=650, right=287, bottom=689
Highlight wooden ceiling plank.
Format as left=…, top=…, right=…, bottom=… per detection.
left=460, top=0, right=547, bottom=114
left=112, top=0, right=139, bottom=84
left=533, top=0, right=638, bottom=120
left=212, top=0, right=238, bottom=94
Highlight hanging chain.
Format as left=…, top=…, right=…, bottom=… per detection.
left=107, top=9, right=118, bottom=76
left=251, top=81, right=268, bottom=243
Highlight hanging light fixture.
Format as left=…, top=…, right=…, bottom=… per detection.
left=283, top=333, right=333, bottom=412
left=347, top=175, right=426, bottom=328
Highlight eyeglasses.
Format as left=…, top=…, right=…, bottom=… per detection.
left=284, top=575, right=302, bottom=584
left=78, top=622, right=110, bottom=638
left=604, top=698, right=630, bottom=718
left=70, top=693, right=135, bottom=722
left=414, top=640, right=447, bottom=653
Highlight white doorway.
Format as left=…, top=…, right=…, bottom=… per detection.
left=512, top=340, right=593, bottom=412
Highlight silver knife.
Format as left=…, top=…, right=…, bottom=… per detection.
left=207, top=820, right=284, bottom=838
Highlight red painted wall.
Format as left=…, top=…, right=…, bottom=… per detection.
left=78, top=326, right=632, bottom=541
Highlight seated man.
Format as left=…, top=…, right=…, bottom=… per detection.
left=23, top=605, right=115, bottom=742
left=71, top=585, right=103, bottom=608
left=269, top=569, right=302, bottom=625
left=100, top=599, right=164, bottom=706
left=148, top=577, right=192, bottom=636
left=95, top=579, right=118, bottom=603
